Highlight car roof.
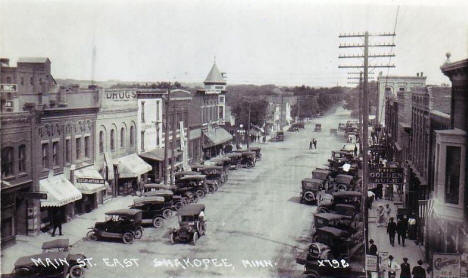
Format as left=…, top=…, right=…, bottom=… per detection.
left=315, top=213, right=347, bottom=220
left=105, top=209, right=142, bottom=216
left=335, top=174, right=354, bottom=183
left=178, top=204, right=206, bottom=216
left=333, top=191, right=361, bottom=197
left=144, top=184, right=175, bottom=190
left=134, top=196, right=165, bottom=204
left=200, top=165, right=223, bottom=170
left=180, top=175, right=206, bottom=180
left=15, top=252, right=69, bottom=268
left=317, top=226, right=347, bottom=236
left=144, top=189, right=173, bottom=196
left=41, top=239, right=69, bottom=250
left=242, top=151, right=256, bottom=155
left=175, top=171, right=199, bottom=176
left=336, top=204, right=357, bottom=210
left=302, top=178, right=322, bottom=184
left=249, top=147, right=261, bottom=151
left=226, top=153, right=242, bottom=157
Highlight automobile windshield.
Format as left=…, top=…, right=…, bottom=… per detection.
left=181, top=215, right=196, bottom=222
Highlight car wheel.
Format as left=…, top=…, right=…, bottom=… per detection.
left=163, top=209, right=173, bottom=219
left=169, top=232, right=175, bottom=244
left=134, top=227, right=143, bottom=239
left=192, top=195, right=199, bottom=203
left=69, top=265, right=84, bottom=278
left=122, top=232, right=134, bottom=244
left=338, top=184, right=347, bottom=191
left=196, top=190, right=205, bottom=199
left=192, top=232, right=199, bottom=245
left=213, top=184, right=219, bottom=192
left=152, top=217, right=164, bottom=229
left=174, top=201, right=183, bottom=210
left=303, top=192, right=315, bottom=202
left=208, top=185, right=215, bottom=194
left=86, top=230, right=97, bottom=241
left=317, top=206, right=328, bottom=213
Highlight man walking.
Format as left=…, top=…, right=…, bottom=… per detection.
left=387, top=217, right=397, bottom=247
left=412, top=260, right=426, bottom=278
left=368, top=239, right=377, bottom=255
left=397, top=217, right=408, bottom=246
left=400, top=258, right=411, bottom=278
left=51, top=209, right=63, bottom=237
left=309, top=140, right=313, bottom=150
left=386, top=255, right=400, bottom=278
left=313, top=138, right=317, bottom=149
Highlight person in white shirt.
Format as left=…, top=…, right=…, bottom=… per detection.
left=385, top=255, right=400, bottom=278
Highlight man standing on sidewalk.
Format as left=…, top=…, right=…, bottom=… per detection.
left=386, top=255, right=400, bottom=278
left=387, top=217, right=397, bottom=247
left=368, top=239, right=377, bottom=255
left=397, top=217, right=408, bottom=246
left=412, top=260, right=427, bottom=278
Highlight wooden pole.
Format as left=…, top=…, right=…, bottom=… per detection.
left=163, top=89, right=170, bottom=184
left=363, top=31, right=370, bottom=251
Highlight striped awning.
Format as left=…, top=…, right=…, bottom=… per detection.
left=40, top=174, right=82, bottom=207
left=74, top=166, right=106, bottom=194
left=114, top=154, right=152, bottom=178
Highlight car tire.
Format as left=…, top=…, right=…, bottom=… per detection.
left=317, top=206, right=328, bottom=213
left=170, top=232, right=175, bottom=244
left=192, top=232, right=199, bottom=245
left=163, top=209, right=173, bottom=219
left=86, top=230, right=97, bottom=241
left=174, top=201, right=183, bottom=210
left=192, top=195, right=199, bottom=203
left=122, top=232, right=134, bottom=244
left=338, top=184, right=347, bottom=191
left=152, top=217, right=164, bottom=229
left=134, top=227, right=143, bottom=239
left=196, top=190, right=205, bottom=199
left=69, top=265, right=84, bottom=278
left=303, top=192, right=315, bottom=203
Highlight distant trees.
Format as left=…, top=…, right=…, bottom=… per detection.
left=110, top=81, right=183, bottom=89
left=290, top=86, right=346, bottom=118
left=342, top=81, right=378, bottom=118
left=231, top=97, right=269, bottom=128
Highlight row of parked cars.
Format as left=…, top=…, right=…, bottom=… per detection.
left=2, top=147, right=263, bottom=278
left=297, top=143, right=365, bottom=278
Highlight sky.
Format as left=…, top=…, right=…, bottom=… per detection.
left=1, top=0, right=467, bottom=87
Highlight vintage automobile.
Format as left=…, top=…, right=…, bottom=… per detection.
left=288, top=125, right=299, bottom=132
left=314, top=227, right=357, bottom=259
left=144, top=184, right=196, bottom=205
left=332, top=191, right=361, bottom=209
left=300, top=178, right=324, bottom=204
left=3, top=239, right=87, bottom=278
left=314, top=123, right=322, bottom=132
left=170, top=204, right=206, bottom=245
left=318, top=195, right=361, bottom=219
left=271, top=131, right=284, bottom=141
left=338, top=122, right=346, bottom=132
left=240, top=151, right=256, bottom=168
left=143, top=189, right=185, bottom=210
left=174, top=171, right=200, bottom=182
left=175, top=175, right=208, bottom=198
left=212, top=157, right=232, bottom=177
left=87, top=209, right=143, bottom=244
left=249, top=146, right=262, bottom=160
left=130, top=196, right=173, bottom=229
left=225, top=152, right=242, bottom=169
left=330, top=174, right=354, bottom=191
left=196, top=165, right=226, bottom=187
left=311, top=169, right=331, bottom=190
left=311, top=212, right=360, bottom=238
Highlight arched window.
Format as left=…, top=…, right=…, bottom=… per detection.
left=18, top=145, right=26, bottom=172
left=99, top=131, right=104, bottom=153
left=120, top=127, right=125, bottom=148
left=130, top=126, right=135, bottom=146
left=1, top=147, right=14, bottom=177
left=110, top=129, right=115, bottom=151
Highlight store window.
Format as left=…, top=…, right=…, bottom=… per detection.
left=1, top=147, right=14, bottom=177
left=18, top=145, right=26, bottom=172
left=445, top=146, right=461, bottom=204
left=42, top=143, right=49, bottom=169
left=52, top=142, right=58, bottom=166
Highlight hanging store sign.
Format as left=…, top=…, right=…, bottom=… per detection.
left=76, top=178, right=105, bottom=184
left=365, top=255, right=378, bottom=272
left=368, top=167, right=403, bottom=184
left=433, top=253, right=461, bottom=278
left=21, top=192, right=48, bottom=200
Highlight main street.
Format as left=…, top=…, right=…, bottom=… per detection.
left=70, top=107, right=351, bottom=278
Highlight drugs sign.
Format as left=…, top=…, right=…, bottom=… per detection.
left=433, top=253, right=461, bottom=278
left=369, top=167, right=403, bottom=184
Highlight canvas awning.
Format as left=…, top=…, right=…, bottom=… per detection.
left=203, top=127, right=233, bottom=148
left=40, top=174, right=82, bottom=207
left=189, top=128, right=202, bottom=139
left=74, top=166, right=106, bottom=194
left=114, top=154, right=152, bottom=178
left=139, top=148, right=182, bottom=162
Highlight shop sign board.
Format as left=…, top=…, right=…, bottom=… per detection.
left=369, top=167, right=403, bottom=184
left=433, top=253, right=461, bottom=278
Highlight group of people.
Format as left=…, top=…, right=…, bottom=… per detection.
left=368, top=239, right=427, bottom=278
left=309, top=138, right=317, bottom=150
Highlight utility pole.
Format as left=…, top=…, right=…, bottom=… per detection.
left=339, top=32, right=396, bottom=260
left=163, top=89, right=170, bottom=184
left=247, top=101, right=251, bottom=149
left=170, top=108, right=176, bottom=185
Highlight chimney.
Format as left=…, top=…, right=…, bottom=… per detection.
left=416, top=73, right=419, bottom=77
left=421, top=72, right=424, bottom=77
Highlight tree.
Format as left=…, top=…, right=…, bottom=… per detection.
left=231, top=98, right=269, bottom=128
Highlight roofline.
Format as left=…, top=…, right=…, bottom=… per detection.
left=377, top=76, right=427, bottom=80
left=441, top=58, right=468, bottom=74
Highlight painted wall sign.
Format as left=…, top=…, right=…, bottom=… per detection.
left=433, top=253, right=461, bottom=278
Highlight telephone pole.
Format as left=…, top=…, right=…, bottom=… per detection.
left=247, top=101, right=251, bottom=149
left=163, top=89, right=171, bottom=184
left=339, top=31, right=395, bottom=258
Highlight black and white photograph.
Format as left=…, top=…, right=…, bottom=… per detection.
left=1, top=0, right=467, bottom=277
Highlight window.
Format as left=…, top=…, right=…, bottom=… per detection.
left=219, top=106, right=224, bottom=119
left=399, top=87, right=405, bottom=92
left=52, top=142, right=58, bottom=166
left=20, top=77, right=24, bottom=85
left=141, top=102, right=145, bottom=123
left=18, top=145, right=26, bottom=172
left=6, top=76, right=11, bottom=83
left=99, top=131, right=104, bottom=153
left=84, top=136, right=90, bottom=158
left=30, top=77, right=34, bottom=85
left=130, top=126, right=134, bottom=146
left=141, top=131, right=145, bottom=152
left=120, top=128, right=125, bottom=148
left=65, top=139, right=71, bottom=163
left=1, top=147, right=14, bottom=177
left=76, top=138, right=81, bottom=160
left=42, top=143, right=49, bottom=169
left=110, top=129, right=115, bottom=151
left=219, top=96, right=225, bottom=103
left=445, top=146, right=461, bottom=204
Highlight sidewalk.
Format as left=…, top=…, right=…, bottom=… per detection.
left=368, top=199, right=429, bottom=277
left=1, top=195, right=134, bottom=274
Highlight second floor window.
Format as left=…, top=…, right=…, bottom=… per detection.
left=99, top=131, right=104, bottom=153
left=1, top=147, right=14, bottom=177
left=85, top=136, right=90, bottom=158
left=445, top=146, right=461, bottom=204
left=120, top=128, right=125, bottom=148
left=130, top=126, right=134, bottom=146
left=141, top=102, right=145, bottom=123
left=42, top=143, right=49, bottom=169
left=18, top=145, right=26, bottom=172
left=76, top=138, right=81, bottom=160
left=65, top=139, right=71, bottom=163
left=110, top=129, right=115, bottom=151
left=141, top=131, right=145, bottom=152
left=52, top=142, right=58, bottom=166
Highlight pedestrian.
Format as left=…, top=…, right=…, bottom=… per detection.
left=384, top=204, right=392, bottom=224
left=263, top=135, right=266, bottom=143
left=376, top=184, right=383, bottom=200
left=368, top=239, right=377, bottom=255
left=397, top=217, right=408, bottom=246
left=313, top=138, right=317, bottom=149
left=377, top=205, right=385, bottom=227
left=386, top=255, right=400, bottom=278
left=309, top=140, right=313, bottom=150
left=400, top=258, right=411, bottom=278
left=51, top=209, right=63, bottom=237
left=354, top=144, right=358, bottom=157
left=132, top=180, right=138, bottom=196
left=412, top=260, right=426, bottom=278
left=387, top=217, right=397, bottom=247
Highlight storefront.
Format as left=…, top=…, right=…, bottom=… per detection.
left=202, top=126, right=233, bottom=159
left=113, top=153, right=151, bottom=195
left=139, top=147, right=182, bottom=183
left=39, top=173, right=82, bottom=231
left=73, top=166, right=106, bottom=214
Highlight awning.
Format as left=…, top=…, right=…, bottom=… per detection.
left=203, top=127, right=233, bottom=148
left=139, top=148, right=182, bottom=162
left=40, top=174, right=82, bottom=207
left=114, top=154, right=152, bottom=178
left=189, top=128, right=202, bottom=139
left=74, top=166, right=106, bottom=194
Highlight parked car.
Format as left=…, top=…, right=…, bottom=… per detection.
left=196, top=165, right=226, bottom=187
left=130, top=196, right=172, bottom=228
left=300, top=178, right=324, bottom=204
left=330, top=174, right=354, bottom=191
left=170, top=204, right=206, bottom=245
left=240, top=151, right=256, bottom=168
left=311, top=212, right=361, bottom=238
left=271, top=131, right=284, bottom=141
left=143, top=189, right=185, bottom=210
left=87, top=209, right=143, bottom=244
left=249, top=146, right=262, bottom=160
left=311, top=169, right=331, bottom=190
left=3, top=239, right=87, bottom=278
left=175, top=175, right=208, bottom=198
left=288, top=126, right=299, bottom=132
left=144, top=184, right=195, bottom=205
left=226, top=153, right=242, bottom=169
left=314, top=124, right=322, bottom=132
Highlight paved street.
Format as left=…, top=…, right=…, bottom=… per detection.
left=2, top=107, right=350, bottom=278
